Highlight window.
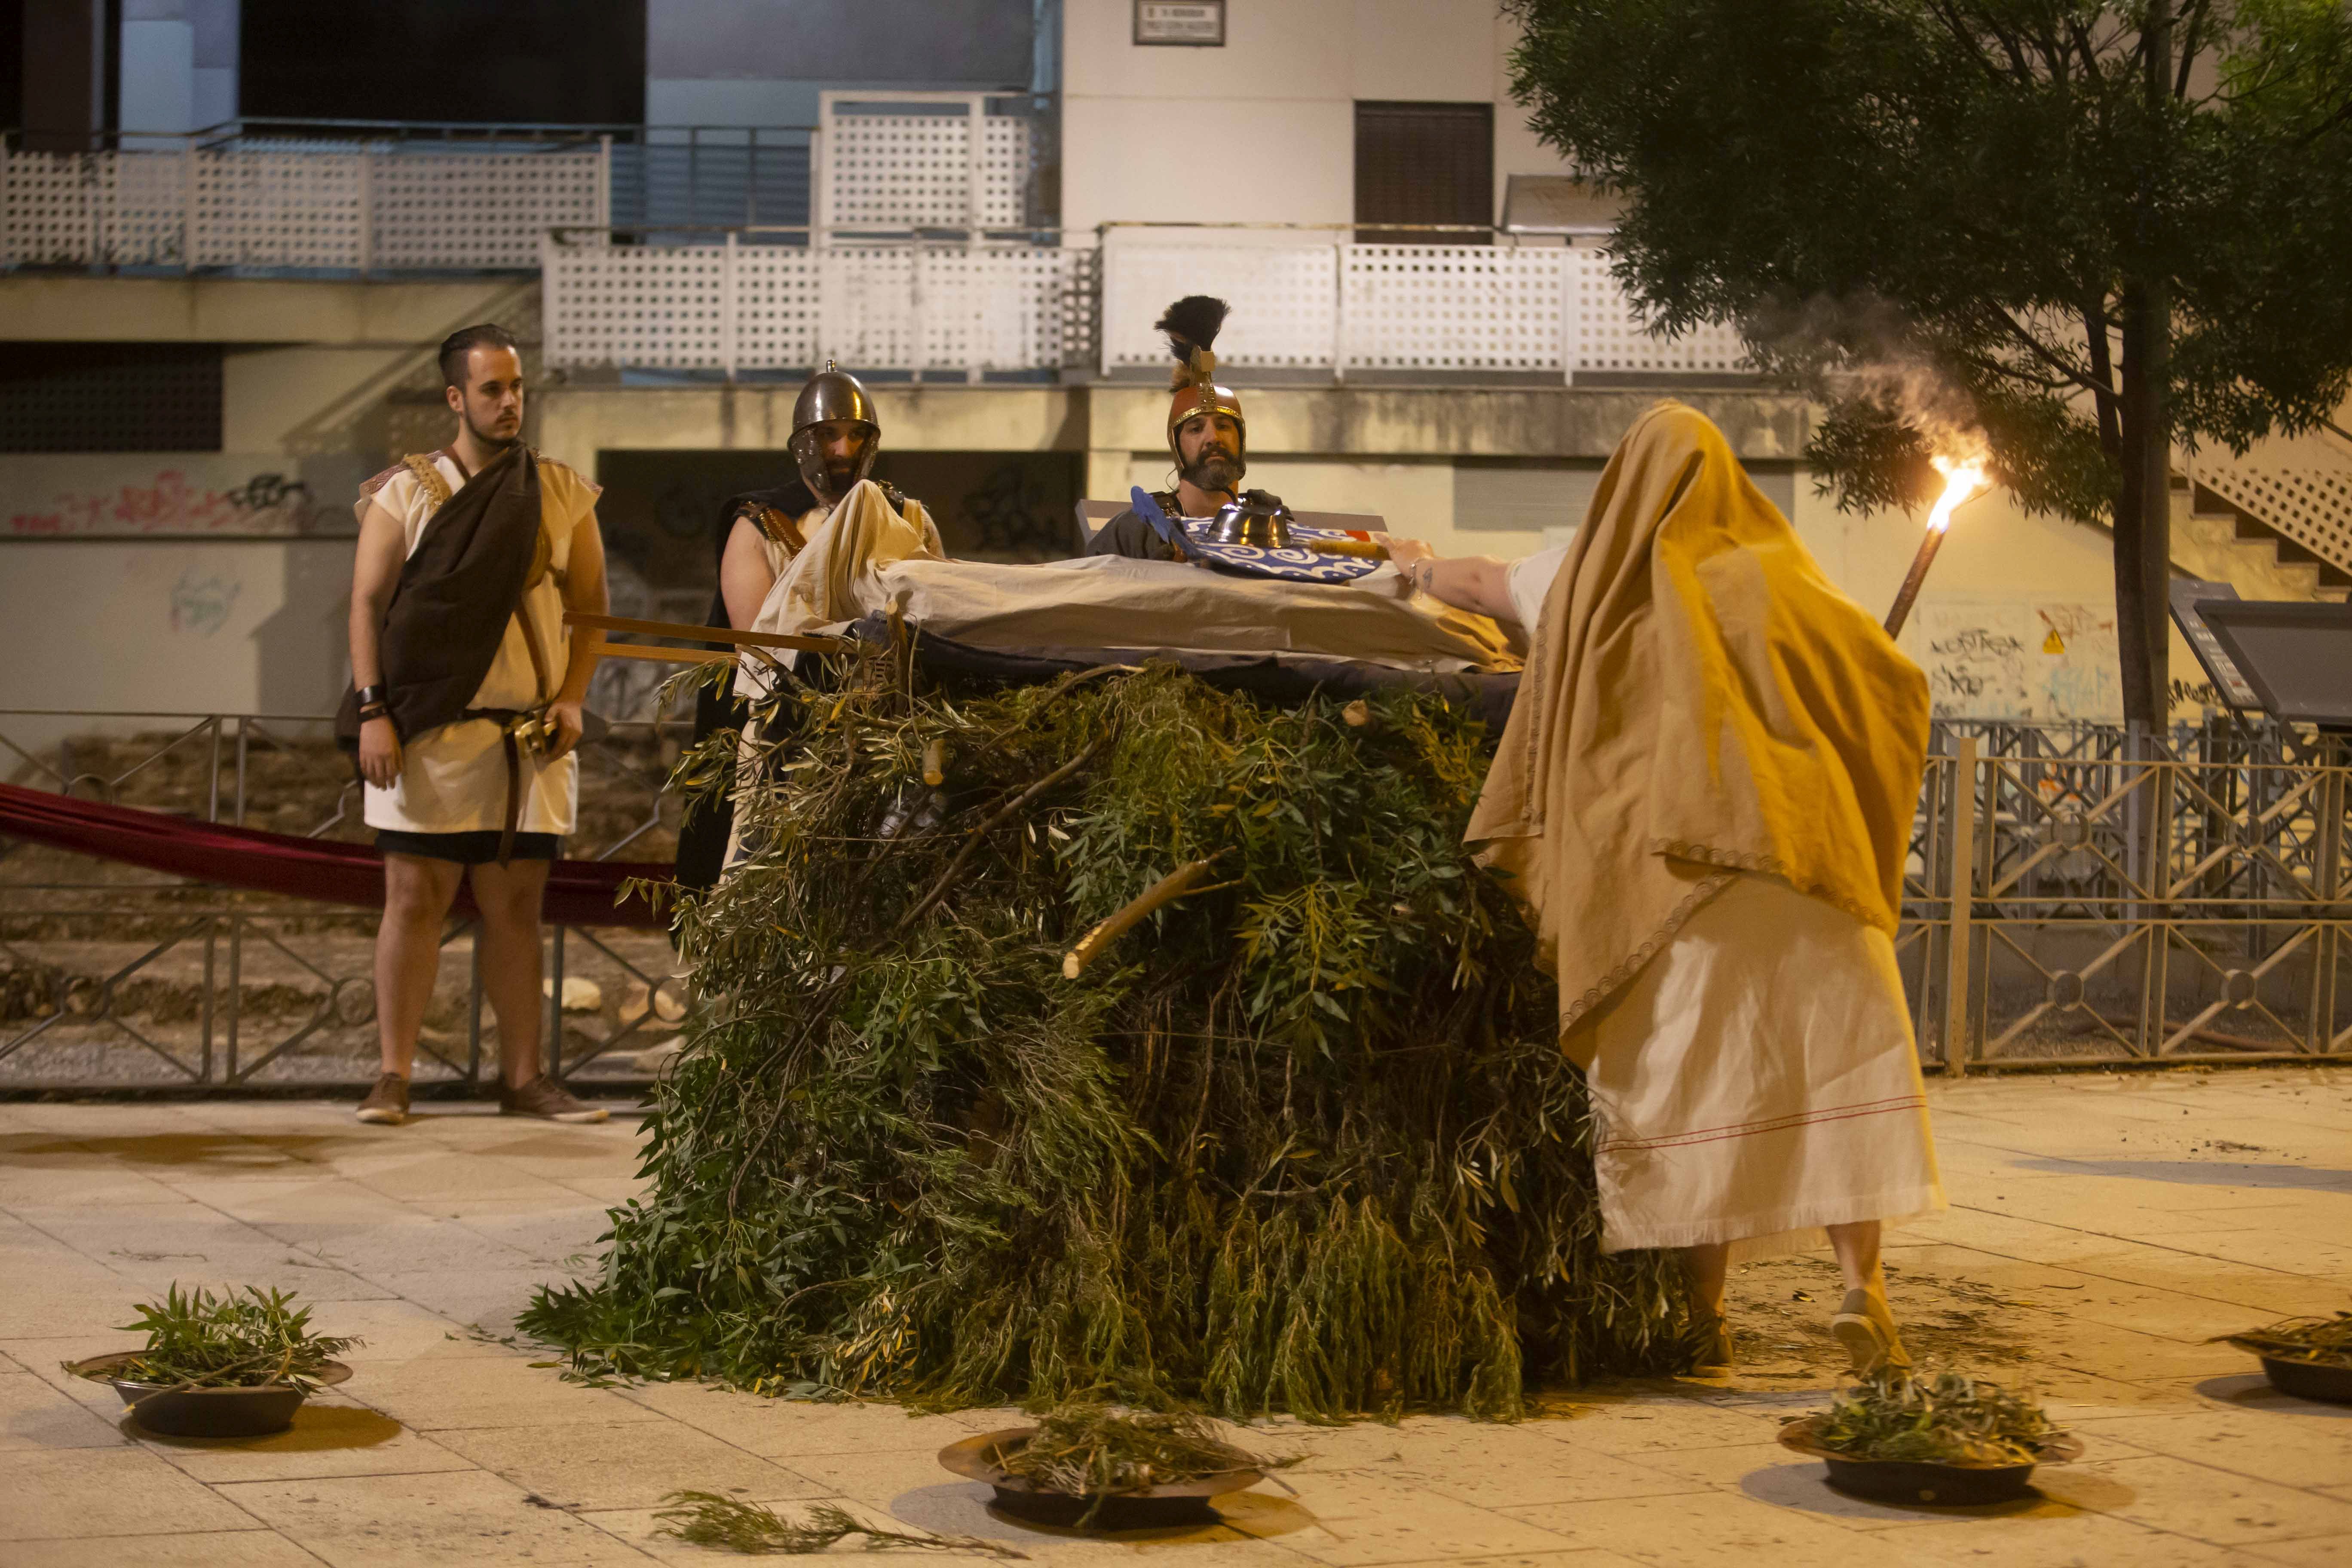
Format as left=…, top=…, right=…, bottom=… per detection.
left=0, top=343, right=223, bottom=453
left=1354, top=101, right=1494, bottom=245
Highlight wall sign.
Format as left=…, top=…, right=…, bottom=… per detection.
left=1136, top=1, right=1225, bottom=46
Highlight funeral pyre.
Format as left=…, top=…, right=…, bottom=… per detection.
left=524, top=646, right=1690, bottom=1418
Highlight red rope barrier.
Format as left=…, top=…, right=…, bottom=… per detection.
left=0, top=781, right=672, bottom=928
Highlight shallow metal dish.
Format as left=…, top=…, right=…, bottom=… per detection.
left=2259, top=1355, right=2352, bottom=1404
left=1777, top=1415, right=2080, bottom=1506
left=69, top=1351, right=353, bottom=1439
left=937, top=1426, right=1264, bottom=1529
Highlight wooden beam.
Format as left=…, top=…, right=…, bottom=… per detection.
left=566, top=611, right=850, bottom=653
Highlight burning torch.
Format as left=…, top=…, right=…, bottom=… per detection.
left=1883, top=454, right=1989, bottom=640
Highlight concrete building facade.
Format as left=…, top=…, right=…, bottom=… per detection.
left=5, top=0, right=2347, bottom=744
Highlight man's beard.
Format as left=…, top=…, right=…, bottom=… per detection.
left=1181, top=445, right=1242, bottom=493
left=459, top=409, right=515, bottom=451
left=463, top=408, right=521, bottom=451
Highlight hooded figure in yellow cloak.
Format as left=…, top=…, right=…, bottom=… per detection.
left=1384, top=401, right=1944, bottom=1376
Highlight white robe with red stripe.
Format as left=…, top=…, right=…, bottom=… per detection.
left=1581, top=871, right=1947, bottom=1258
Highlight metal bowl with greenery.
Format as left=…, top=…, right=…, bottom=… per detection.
left=938, top=1403, right=1297, bottom=1529
left=1778, top=1368, right=2082, bottom=1506
left=2220, top=1312, right=2352, bottom=1404
left=67, top=1284, right=358, bottom=1438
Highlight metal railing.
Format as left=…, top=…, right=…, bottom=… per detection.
left=0, top=119, right=825, bottom=276
left=541, top=224, right=1095, bottom=382
left=8, top=709, right=2345, bottom=1091
left=1, top=96, right=1056, bottom=278
left=1902, top=720, right=2352, bottom=1068
left=0, top=708, right=689, bottom=1092
left=539, top=220, right=1752, bottom=383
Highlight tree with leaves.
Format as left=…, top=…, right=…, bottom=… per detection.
left=1509, top=0, right=2352, bottom=724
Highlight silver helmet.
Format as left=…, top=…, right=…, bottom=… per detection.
left=790, top=360, right=881, bottom=504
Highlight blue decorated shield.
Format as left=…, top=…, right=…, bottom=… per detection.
left=1177, top=523, right=1386, bottom=583
left=1129, top=488, right=1385, bottom=585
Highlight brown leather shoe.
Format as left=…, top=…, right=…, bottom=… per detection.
left=356, top=1072, right=410, bottom=1125
left=499, top=1075, right=608, bottom=1124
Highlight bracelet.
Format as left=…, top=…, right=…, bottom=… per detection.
left=355, top=684, right=387, bottom=710
left=359, top=705, right=389, bottom=722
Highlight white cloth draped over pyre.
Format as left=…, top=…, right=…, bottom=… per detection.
left=744, top=478, right=1519, bottom=677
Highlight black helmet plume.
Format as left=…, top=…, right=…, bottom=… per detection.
left=1157, top=295, right=1230, bottom=389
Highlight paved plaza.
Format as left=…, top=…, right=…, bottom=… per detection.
left=1, top=1066, right=2347, bottom=1566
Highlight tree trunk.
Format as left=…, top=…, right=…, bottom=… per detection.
left=2115, top=281, right=2172, bottom=728
left=2114, top=1, right=2176, bottom=730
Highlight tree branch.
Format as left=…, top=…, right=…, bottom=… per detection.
left=2174, top=0, right=2211, bottom=100
left=1972, top=305, right=2109, bottom=396
left=892, top=735, right=1110, bottom=937
left=1923, top=0, right=2015, bottom=84
left=1952, top=349, right=2074, bottom=392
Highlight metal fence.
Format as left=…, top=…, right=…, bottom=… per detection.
left=2, top=96, right=1054, bottom=278
left=539, top=221, right=1752, bottom=383
left=6, top=710, right=2347, bottom=1093
left=1901, top=719, right=2352, bottom=1069
left=1096, top=224, right=1749, bottom=382
left=0, top=709, right=689, bottom=1093
left=541, top=226, right=1096, bottom=381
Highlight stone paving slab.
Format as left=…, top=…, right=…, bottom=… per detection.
left=0, top=1065, right=2346, bottom=1565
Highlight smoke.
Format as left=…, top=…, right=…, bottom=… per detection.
left=1742, top=291, right=1987, bottom=459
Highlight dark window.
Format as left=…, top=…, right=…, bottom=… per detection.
left=1354, top=101, right=1494, bottom=245
left=240, top=0, right=646, bottom=125
left=0, top=344, right=224, bottom=453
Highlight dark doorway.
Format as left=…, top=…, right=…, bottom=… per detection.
left=592, top=447, right=1084, bottom=616
left=1354, top=101, right=1494, bottom=245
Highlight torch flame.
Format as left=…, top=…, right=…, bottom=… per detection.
left=1926, top=453, right=1989, bottom=534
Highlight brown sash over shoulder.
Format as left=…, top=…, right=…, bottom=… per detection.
left=337, top=444, right=543, bottom=751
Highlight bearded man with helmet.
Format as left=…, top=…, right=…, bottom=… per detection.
left=674, top=361, right=934, bottom=893
left=1087, top=296, right=1292, bottom=563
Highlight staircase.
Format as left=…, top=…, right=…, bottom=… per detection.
left=2171, top=430, right=2352, bottom=603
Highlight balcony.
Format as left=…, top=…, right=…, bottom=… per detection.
left=0, top=92, right=1053, bottom=279
left=542, top=224, right=1751, bottom=386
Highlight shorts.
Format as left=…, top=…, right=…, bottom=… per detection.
left=375, top=829, right=560, bottom=865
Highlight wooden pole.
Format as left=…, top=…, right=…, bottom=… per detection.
left=1883, top=525, right=1948, bottom=640
left=1943, top=737, right=1979, bottom=1077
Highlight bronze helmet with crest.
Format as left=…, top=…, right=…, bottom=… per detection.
left=1158, top=296, right=1244, bottom=469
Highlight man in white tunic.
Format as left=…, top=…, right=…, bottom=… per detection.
left=1385, top=401, right=1942, bottom=1376
left=345, top=324, right=611, bottom=1127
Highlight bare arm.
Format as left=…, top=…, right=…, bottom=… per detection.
left=1381, top=537, right=1520, bottom=623
left=348, top=500, right=409, bottom=788
left=718, top=514, right=779, bottom=628
left=541, top=506, right=608, bottom=758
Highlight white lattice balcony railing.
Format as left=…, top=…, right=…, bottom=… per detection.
left=1, top=101, right=1050, bottom=278
left=1098, top=225, right=1751, bottom=381
left=542, top=223, right=1753, bottom=383
left=2, top=126, right=614, bottom=274
left=542, top=230, right=1095, bottom=379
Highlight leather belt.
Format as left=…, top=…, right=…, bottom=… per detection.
left=461, top=707, right=538, bottom=865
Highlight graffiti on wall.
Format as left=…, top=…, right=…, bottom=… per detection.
left=168, top=569, right=244, bottom=637
left=2, top=456, right=368, bottom=537
left=1917, top=600, right=2122, bottom=720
